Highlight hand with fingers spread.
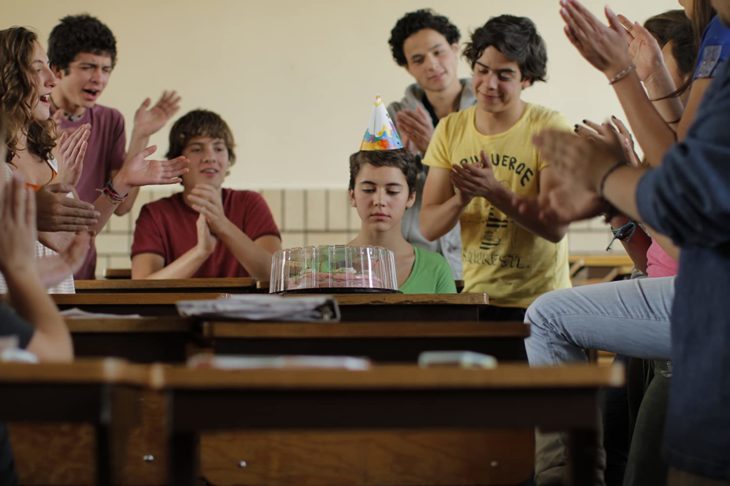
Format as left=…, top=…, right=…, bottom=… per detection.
left=395, top=106, right=434, bottom=154
left=35, top=183, right=99, bottom=232
left=186, top=184, right=230, bottom=235
left=112, top=145, right=189, bottom=195
left=132, top=90, right=182, bottom=138
left=559, top=0, right=633, bottom=79
left=55, top=123, right=90, bottom=187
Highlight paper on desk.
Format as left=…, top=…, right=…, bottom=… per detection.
left=60, top=308, right=143, bottom=319
left=176, top=294, right=340, bottom=322
left=188, top=353, right=370, bottom=370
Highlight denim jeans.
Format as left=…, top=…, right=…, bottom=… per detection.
left=525, top=277, right=675, bottom=367
left=524, top=277, right=675, bottom=485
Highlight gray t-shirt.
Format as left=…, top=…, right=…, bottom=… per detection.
left=387, top=79, right=476, bottom=280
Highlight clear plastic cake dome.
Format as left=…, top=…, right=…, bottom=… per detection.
left=269, top=245, right=399, bottom=293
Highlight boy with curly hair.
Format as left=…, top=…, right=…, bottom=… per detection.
left=48, top=14, right=180, bottom=278
left=386, top=9, right=472, bottom=280
left=420, top=15, right=571, bottom=317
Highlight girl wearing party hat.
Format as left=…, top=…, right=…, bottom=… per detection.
left=348, top=98, right=455, bottom=294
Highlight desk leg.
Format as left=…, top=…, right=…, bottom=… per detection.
left=567, top=428, right=600, bottom=486
left=170, top=431, right=199, bottom=486
left=95, top=423, right=111, bottom=486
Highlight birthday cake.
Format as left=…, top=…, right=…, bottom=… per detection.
left=269, top=245, right=398, bottom=293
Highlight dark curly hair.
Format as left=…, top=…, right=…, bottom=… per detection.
left=0, top=27, right=56, bottom=163
left=388, top=9, right=460, bottom=66
left=166, top=109, right=236, bottom=165
left=348, top=149, right=417, bottom=194
left=463, top=15, right=547, bottom=83
left=47, top=14, right=117, bottom=71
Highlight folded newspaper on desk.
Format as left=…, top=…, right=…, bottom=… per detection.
left=176, top=294, right=340, bottom=322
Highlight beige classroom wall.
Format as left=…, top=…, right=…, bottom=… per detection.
left=5, top=0, right=675, bottom=190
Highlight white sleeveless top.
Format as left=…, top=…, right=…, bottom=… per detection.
left=0, top=161, right=75, bottom=294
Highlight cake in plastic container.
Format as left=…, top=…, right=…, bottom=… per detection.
left=270, top=245, right=399, bottom=293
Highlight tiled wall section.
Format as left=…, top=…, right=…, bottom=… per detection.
left=95, top=188, right=622, bottom=277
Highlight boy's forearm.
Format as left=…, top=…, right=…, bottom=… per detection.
left=485, top=184, right=567, bottom=243
left=420, top=195, right=464, bottom=241
left=217, top=222, right=274, bottom=280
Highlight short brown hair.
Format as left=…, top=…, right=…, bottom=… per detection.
left=166, top=109, right=236, bottom=164
left=348, top=149, right=417, bottom=193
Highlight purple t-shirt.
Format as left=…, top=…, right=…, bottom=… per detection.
left=56, top=104, right=126, bottom=203
left=56, top=104, right=126, bottom=279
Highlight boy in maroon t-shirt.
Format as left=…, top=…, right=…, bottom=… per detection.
left=48, top=14, right=181, bottom=278
left=131, top=110, right=281, bottom=279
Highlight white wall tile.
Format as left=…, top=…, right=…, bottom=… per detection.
left=283, top=190, right=305, bottom=231
left=306, top=190, right=327, bottom=231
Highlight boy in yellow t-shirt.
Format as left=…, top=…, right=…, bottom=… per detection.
left=421, top=15, right=571, bottom=313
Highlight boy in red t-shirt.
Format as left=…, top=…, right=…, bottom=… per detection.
left=131, top=110, right=281, bottom=279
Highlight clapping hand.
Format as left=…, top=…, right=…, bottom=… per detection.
left=395, top=106, right=434, bottom=154
left=133, top=90, right=181, bottom=138
left=113, top=145, right=189, bottom=195
left=560, top=0, right=633, bottom=80
left=451, top=151, right=503, bottom=204
left=55, top=123, right=90, bottom=187
left=575, top=117, right=641, bottom=166
left=617, top=14, right=665, bottom=83
left=187, top=184, right=229, bottom=235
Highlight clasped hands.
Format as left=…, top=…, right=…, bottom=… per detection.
left=450, top=151, right=503, bottom=206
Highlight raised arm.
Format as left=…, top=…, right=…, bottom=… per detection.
left=561, top=0, right=681, bottom=167
left=91, top=145, right=188, bottom=235
left=117, top=91, right=182, bottom=215
left=0, top=177, right=72, bottom=362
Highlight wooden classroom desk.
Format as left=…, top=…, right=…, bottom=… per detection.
left=75, top=277, right=257, bottom=293
left=53, top=292, right=228, bottom=316
left=205, top=320, right=529, bottom=362
left=67, top=316, right=201, bottom=363
left=155, top=363, right=624, bottom=486
left=0, top=359, right=146, bottom=485
left=53, top=292, right=499, bottom=321
left=332, top=292, right=495, bottom=321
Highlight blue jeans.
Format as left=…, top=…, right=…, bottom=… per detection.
left=525, top=277, right=674, bottom=366
left=524, top=277, right=675, bottom=486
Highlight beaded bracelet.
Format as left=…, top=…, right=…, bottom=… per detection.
left=98, top=179, right=128, bottom=204
left=608, top=64, right=636, bottom=85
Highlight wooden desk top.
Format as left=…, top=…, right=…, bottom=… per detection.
left=204, top=320, right=528, bottom=338
left=75, top=278, right=255, bottom=293
left=53, top=292, right=229, bottom=306
left=65, top=316, right=196, bottom=333
left=569, top=254, right=633, bottom=267
left=153, top=363, right=623, bottom=390
left=0, top=358, right=148, bottom=386
left=331, top=293, right=488, bottom=305
left=53, top=292, right=487, bottom=306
